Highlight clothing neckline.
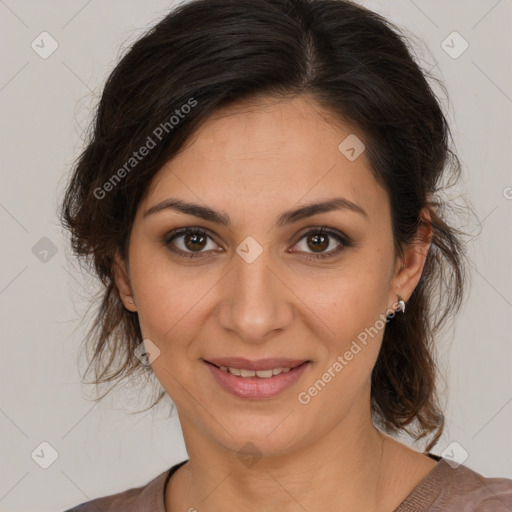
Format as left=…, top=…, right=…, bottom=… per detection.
left=160, top=453, right=446, bottom=512
left=392, top=453, right=448, bottom=511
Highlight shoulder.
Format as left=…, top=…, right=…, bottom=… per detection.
left=426, top=458, right=512, bottom=511
left=60, top=464, right=178, bottom=512
left=396, top=456, right=512, bottom=512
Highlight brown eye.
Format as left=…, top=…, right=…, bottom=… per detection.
left=306, top=233, right=329, bottom=252
left=163, top=226, right=351, bottom=261
left=292, top=228, right=351, bottom=260
left=183, top=231, right=207, bottom=251
left=164, top=228, right=219, bottom=257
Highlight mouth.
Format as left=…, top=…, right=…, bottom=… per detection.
left=204, top=360, right=307, bottom=378
left=203, top=358, right=311, bottom=399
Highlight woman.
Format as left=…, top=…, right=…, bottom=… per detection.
left=60, top=0, right=512, bottom=510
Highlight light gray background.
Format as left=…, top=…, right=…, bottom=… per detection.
left=0, top=1, right=511, bottom=511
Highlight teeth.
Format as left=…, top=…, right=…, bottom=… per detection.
left=254, top=369, right=273, bottom=378
left=218, top=365, right=295, bottom=378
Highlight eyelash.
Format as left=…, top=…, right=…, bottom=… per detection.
left=162, top=227, right=352, bottom=261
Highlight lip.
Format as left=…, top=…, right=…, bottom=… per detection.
left=204, top=359, right=311, bottom=400
left=204, top=357, right=307, bottom=371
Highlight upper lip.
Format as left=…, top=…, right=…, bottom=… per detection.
left=204, top=357, right=309, bottom=371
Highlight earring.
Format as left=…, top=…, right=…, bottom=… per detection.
left=397, top=295, right=406, bottom=313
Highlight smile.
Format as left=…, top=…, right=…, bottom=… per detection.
left=217, top=366, right=292, bottom=378
left=204, top=360, right=311, bottom=399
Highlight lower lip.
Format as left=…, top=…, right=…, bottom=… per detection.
left=204, top=361, right=311, bottom=399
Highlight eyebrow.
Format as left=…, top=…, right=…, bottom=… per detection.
left=144, top=197, right=369, bottom=226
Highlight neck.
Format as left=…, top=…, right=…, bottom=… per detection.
left=167, top=407, right=397, bottom=512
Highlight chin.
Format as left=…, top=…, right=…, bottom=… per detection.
left=210, top=412, right=311, bottom=460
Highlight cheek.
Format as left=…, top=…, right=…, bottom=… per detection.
left=290, top=257, right=392, bottom=394
left=131, top=262, right=215, bottom=402
left=128, top=246, right=215, bottom=351
left=294, top=256, right=392, bottom=338
left=293, top=280, right=387, bottom=419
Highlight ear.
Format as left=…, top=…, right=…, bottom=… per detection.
left=389, top=208, right=432, bottom=310
left=113, top=251, right=137, bottom=312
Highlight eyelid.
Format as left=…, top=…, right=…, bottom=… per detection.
left=289, top=226, right=351, bottom=258
left=162, top=226, right=352, bottom=259
left=293, top=225, right=350, bottom=245
left=162, top=227, right=221, bottom=256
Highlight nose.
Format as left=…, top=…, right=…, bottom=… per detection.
left=216, top=243, right=294, bottom=344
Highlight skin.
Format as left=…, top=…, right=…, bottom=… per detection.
left=114, top=94, right=437, bottom=512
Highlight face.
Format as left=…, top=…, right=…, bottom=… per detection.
left=115, top=94, right=428, bottom=460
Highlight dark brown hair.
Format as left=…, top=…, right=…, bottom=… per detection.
left=60, top=0, right=471, bottom=452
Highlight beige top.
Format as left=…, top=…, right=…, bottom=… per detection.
left=63, top=455, right=512, bottom=511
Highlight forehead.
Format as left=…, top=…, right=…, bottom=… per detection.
left=141, top=95, right=388, bottom=225
left=181, top=94, right=362, bottom=164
